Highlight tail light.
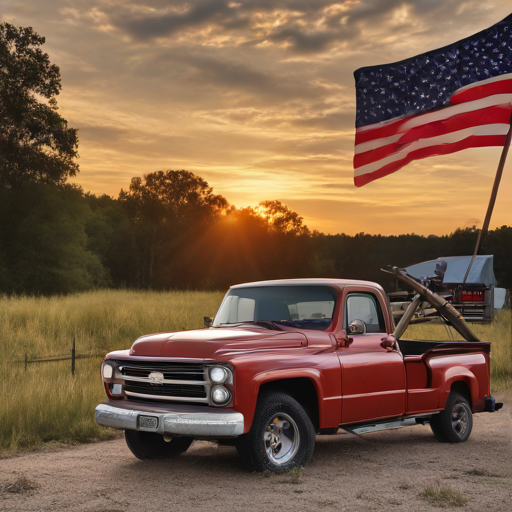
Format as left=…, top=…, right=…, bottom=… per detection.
left=459, top=290, right=485, bottom=302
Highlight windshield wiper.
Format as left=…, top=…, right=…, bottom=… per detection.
left=218, top=321, right=283, bottom=331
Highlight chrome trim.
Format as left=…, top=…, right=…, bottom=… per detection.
left=125, top=391, right=208, bottom=403
left=95, top=403, right=244, bottom=437
left=121, top=375, right=207, bottom=386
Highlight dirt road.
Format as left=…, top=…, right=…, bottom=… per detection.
left=1, top=394, right=510, bottom=512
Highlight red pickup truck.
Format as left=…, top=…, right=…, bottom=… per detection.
left=95, top=267, right=502, bottom=472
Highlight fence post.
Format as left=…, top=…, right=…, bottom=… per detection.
left=71, top=336, right=76, bottom=377
left=25, top=353, right=28, bottom=372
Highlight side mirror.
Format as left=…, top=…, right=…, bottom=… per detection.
left=348, top=319, right=367, bottom=335
left=204, top=317, right=213, bottom=328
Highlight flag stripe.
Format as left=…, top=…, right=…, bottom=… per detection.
left=355, top=93, right=512, bottom=146
left=451, top=72, right=512, bottom=96
left=354, top=104, right=512, bottom=168
left=451, top=80, right=512, bottom=104
left=355, top=123, right=510, bottom=176
left=354, top=134, right=508, bottom=187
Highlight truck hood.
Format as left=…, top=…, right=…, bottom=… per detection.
left=129, top=327, right=307, bottom=359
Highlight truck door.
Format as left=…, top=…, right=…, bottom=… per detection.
left=338, top=291, right=406, bottom=424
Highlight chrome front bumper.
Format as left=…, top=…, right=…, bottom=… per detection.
left=95, top=401, right=244, bottom=437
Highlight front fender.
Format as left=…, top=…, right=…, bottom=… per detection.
left=239, top=368, right=330, bottom=434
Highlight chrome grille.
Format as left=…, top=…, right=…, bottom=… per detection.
left=114, top=360, right=210, bottom=403
left=124, top=381, right=207, bottom=398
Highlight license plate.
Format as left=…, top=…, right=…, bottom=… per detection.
left=139, top=415, right=158, bottom=430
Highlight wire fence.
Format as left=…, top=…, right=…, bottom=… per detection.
left=17, top=338, right=103, bottom=376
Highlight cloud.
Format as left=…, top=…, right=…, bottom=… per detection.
left=99, top=0, right=500, bottom=56
left=268, top=26, right=356, bottom=54
left=110, top=0, right=237, bottom=40
left=291, top=111, right=355, bottom=131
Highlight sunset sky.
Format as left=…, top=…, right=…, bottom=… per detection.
left=2, top=0, right=511, bottom=235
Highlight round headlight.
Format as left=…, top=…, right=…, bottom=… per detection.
left=211, top=385, right=231, bottom=405
left=210, top=367, right=228, bottom=383
left=102, top=364, right=113, bottom=379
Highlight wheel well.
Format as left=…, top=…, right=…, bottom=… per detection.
left=450, top=381, right=472, bottom=406
left=259, top=378, right=319, bottom=430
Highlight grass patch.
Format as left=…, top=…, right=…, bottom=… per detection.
left=286, top=466, right=304, bottom=484
left=420, top=482, right=468, bottom=508
left=0, top=290, right=224, bottom=452
left=2, top=476, right=39, bottom=494
left=465, top=469, right=501, bottom=477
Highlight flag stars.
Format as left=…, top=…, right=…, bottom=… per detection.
left=355, top=17, right=512, bottom=127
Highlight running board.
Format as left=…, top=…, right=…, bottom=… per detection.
left=343, top=418, right=424, bottom=435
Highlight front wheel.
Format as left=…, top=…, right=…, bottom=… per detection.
left=125, top=430, right=194, bottom=460
left=430, top=391, right=473, bottom=443
left=236, top=392, right=316, bottom=472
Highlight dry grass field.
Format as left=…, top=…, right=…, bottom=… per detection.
left=0, top=290, right=510, bottom=455
left=0, top=290, right=225, bottom=453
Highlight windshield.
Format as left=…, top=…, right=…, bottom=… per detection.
left=213, top=285, right=337, bottom=331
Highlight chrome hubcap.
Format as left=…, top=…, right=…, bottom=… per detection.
left=452, top=403, right=469, bottom=437
left=263, top=413, right=299, bottom=465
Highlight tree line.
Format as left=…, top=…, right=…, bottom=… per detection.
left=0, top=173, right=510, bottom=295
left=1, top=22, right=510, bottom=296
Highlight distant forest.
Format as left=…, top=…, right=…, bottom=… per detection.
left=0, top=170, right=510, bottom=296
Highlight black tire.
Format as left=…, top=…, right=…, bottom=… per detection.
left=430, top=391, right=473, bottom=443
left=125, top=430, right=194, bottom=460
left=236, top=392, right=316, bottom=473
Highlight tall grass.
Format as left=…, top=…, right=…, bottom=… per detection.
left=0, top=289, right=225, bottom=360
left=0, top=291, right=510, bottom=454
left=0, top=290, right=224, bottom=454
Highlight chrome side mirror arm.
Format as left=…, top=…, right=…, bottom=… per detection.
left=348, top=319, right=367, bottom=335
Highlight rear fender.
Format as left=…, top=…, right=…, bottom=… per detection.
left=438, top=367, right=479, bottom=411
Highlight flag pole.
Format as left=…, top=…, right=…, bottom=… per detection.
left=463, top=108, right=512, bottom=284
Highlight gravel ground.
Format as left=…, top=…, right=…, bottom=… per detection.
left=1, top=393, right=510, bottom=512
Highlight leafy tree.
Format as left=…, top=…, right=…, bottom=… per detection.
left=119, top=170, right=228, bottom=287
left=486, top=226, right=512, bottom=290
left=0, top=23, right=79, bottom=187
left=0, top=184, right=108, bottom=294
left=259, top=200, right=310, bottom=236
left=84, top=193, right=138, bottom=287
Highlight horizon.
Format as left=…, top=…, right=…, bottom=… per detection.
left=2, top=0, right=511, bottom=236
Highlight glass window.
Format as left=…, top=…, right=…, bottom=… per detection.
left=346, top=293, right=385, bottom=333
left=213, top=285, right=337, bottom=331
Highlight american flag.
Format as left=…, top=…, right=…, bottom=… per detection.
left=353, top=13, right=512, bottom=187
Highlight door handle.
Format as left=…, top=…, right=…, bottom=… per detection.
left=380, top=335, right=397, bottom=352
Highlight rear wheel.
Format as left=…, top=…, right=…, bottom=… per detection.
left=125, top=430, right=193, bottom=460
left=430, top=391, right=473, bottom=443
left=236, top=392, right=316, bottom=472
